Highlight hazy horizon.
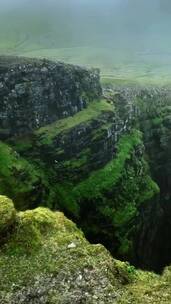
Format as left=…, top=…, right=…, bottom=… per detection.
left=1, top=0, right=171, bottom=83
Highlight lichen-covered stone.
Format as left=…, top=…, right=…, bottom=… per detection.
left=1, top=199, right=171, bottom=303
left=0, top=195, right=16, bottom=233
left=0, top=200, right=131, bottom=303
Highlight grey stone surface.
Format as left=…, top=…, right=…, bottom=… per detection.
left=0, top=56, right=101, bottom=137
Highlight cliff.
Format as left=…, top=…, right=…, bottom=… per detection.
left=1, top=55, right=171, bottom=297
left=0, top=56, right=160, bottom=267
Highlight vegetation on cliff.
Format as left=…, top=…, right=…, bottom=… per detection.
left=0, top=140, right=50, bottom=210
left=0, top=90, right=159, bottom=263
left=36, top=99, right=114, bottom=145
left=1, top=56, right=171, bottom=302
left=4, top=125, right=159, bottom=262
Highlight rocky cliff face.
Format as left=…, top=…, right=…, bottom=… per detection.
left=0, top=56, right=101, bottom=137
left=104, top=83, right=171, bottom=272
left=134, top=88, right=171, bottom=272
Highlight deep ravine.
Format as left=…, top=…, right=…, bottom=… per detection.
left=1, top=56, right=171, bottom=274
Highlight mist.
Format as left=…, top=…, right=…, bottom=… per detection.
left=1, top=0, right=171, bottom=81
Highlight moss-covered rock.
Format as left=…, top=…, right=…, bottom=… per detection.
left=0, top=195, right=16, bottom=234
left=0, top=199, right=132, bottom=303
left=1, top=198, right=171, bottom=303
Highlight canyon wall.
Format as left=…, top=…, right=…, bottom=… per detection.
left=1, top=56, right=171, bottom=273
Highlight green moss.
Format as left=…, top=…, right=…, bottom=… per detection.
left=0, top=141, right=53, bottom=210
left=72, top=130, right=142, bottom=201
left=139, top=176, right=159, bottom=203
left=63, top=154, right=88, bottom=169
left=6, top=207, right=61, bottom=255
left=54, top=184, right=80, bottom=217
left=1, top=198, right=171, bottom=303
left=114, top=202, right=137, bottom=228
left=36, top=99, right=114, bottom=145
left=13, top=137, right=33, bottom=153
left=56, top=129, right=159, bottom=258
left=41, top=130, right=144, bottom=220
left=0, top=195, right=16, bottom=234
left=3, top=126, right=159, bottom=260
left=114, top=259, right=137, bottom=283
left=111, top=158, right=159, bottom=257
left=0, top=141, right=37, bottom=194
left=40, top=128, right=158, bottom=260
left=0, top=203, right=85, bottom=291
left=3, top=198, right=160, bottom=304
left=0, top=200, right=128, bottom=301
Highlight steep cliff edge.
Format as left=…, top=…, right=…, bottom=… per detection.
left=0, top=56, right=101, bottom=137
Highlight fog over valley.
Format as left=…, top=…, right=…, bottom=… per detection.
left=1, top=0, right=171, bottom=82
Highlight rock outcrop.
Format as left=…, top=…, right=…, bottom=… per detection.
left=1, top=195, right=171, bottom=304
left=0, top=56, right=101, bottom=137
left=0, top=195, right=132, bottom=303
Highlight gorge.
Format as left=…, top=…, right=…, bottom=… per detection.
left=1, top=55, right=171, bottom=303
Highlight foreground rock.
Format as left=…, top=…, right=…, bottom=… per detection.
left=0, top=195, right=171, bottom=304
left=0, top=196, right=128, bottom=303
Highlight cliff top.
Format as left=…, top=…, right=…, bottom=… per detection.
left=0, top=55, right=100, bottom=73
